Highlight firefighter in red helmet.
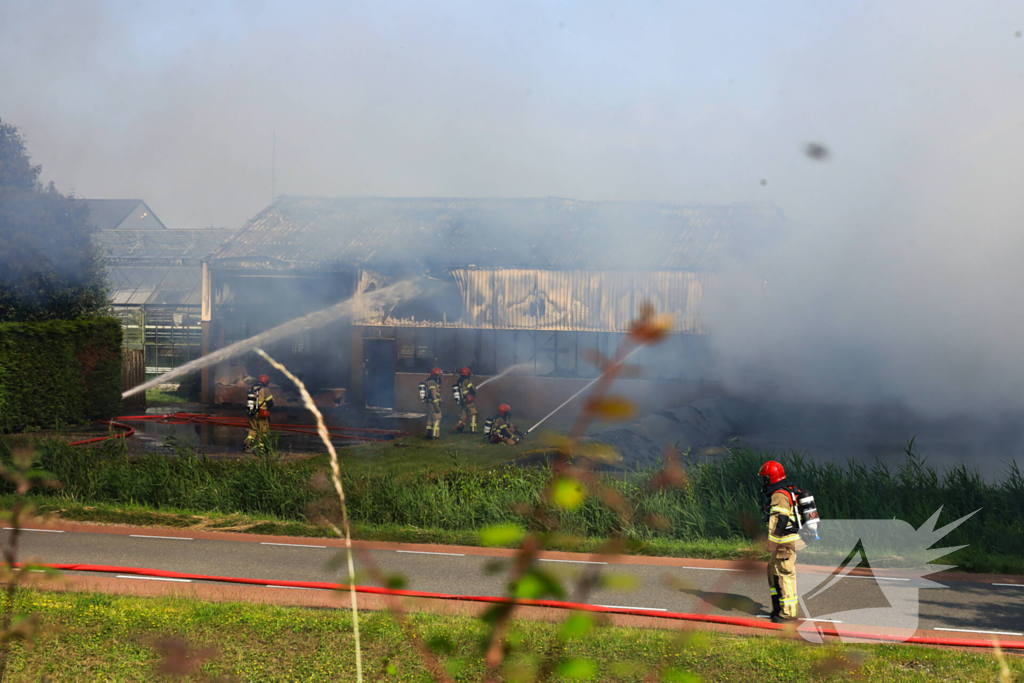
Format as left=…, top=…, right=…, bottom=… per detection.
left=488, top=404, right=523, bottom=445
left=454, top=367, right=478, bottom=434
left=244, top=374, right=274, bottom=453
left=421, top=368, right=444, bottom=439
left=760, top=460, right=805, bottom=622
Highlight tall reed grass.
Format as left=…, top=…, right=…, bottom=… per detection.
left=9, top=437, right=1024, bottom=568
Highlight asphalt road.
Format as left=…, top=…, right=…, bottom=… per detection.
left=4, top=525, right=1023, bottom=639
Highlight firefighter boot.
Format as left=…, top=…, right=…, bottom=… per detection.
left=432, top=423, right=441, bottom=439
left=769, top=583, right=781, bottom=620
left=455, top=421, right=465, bottom=434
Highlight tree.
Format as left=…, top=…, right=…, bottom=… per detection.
left=0, top=119, right=108, bottom=321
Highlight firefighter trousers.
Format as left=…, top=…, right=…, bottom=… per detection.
left=456, top=405, right=478, bottom=433
left=246, top=417, right=270, bottom=450
left=767, top=548, right=798, bottom=618
left=425, top=406, right=442, bottom=438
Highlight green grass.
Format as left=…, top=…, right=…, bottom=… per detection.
left=144, top=389, right=191, bottom=405
left=3, top=588, right=1021, bottom=682
left=5, top=435, right=1024, bottom=575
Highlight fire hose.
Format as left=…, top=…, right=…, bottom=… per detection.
left=16, top=561, right=1024, bottom=650
left=68, top=412, right=406, bottom=447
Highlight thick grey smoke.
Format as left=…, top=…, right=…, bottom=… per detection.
left=4, top=1, right=1024, bottom=420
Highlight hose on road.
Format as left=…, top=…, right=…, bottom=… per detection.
left=23, top=562, right=1024, bottom=651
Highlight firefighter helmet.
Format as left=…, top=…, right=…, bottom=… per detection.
left=497, top=404, right=511, bottom=417
left=759, top=460, right=786, bottom=486
left=258, top=374, right=270, bottom=386
left=430, top=368, right=443, bottom=378
left=460, top=367, right=471, bottom=377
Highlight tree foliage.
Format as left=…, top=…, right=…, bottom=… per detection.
left=0, top=119, right=108, bottom=321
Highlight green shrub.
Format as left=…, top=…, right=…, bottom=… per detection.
left=0, top=317, right=122, bottom=431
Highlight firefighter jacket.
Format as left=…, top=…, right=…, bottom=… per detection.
left=456, top=378, right=476, bottom=406
left=764, top=483, right=805, bottom=553
left=425, top=379, right=441, bottom=407
left=491, top=416, right=520, bottom=441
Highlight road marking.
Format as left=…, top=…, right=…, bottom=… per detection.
left=992, top=583, right=1024, bottom=588
left=595, top=605, right=668, bottom=611
left=261, top=542, right=328, bottom=549
left=116, top=575, right=192, bottom=583
left=834, top=575, right=910, bottom=581
left=539, top=558, right=607, bottom=565
left=396, top=550, right=465, bottom=557
left=679, top=566, right=739, bottom=572
left=129, top=534, right=193, bottom=541
left=4, top=528, right=64, bottom=533
left=266, top=585, right=325, bottom=591
left=934, top=627, right=1024, bottom=636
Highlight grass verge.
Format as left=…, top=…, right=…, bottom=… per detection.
left=4, top=588, right=1022, bottom=682
left=4, top=435, right=1024, bottom=575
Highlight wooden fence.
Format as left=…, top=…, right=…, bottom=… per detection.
left=122, top=348, right=146, bottom=411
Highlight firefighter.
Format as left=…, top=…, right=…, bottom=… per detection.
left=488, top=404, right=523, bottom=445
left=454, top=367, right=478, bottom=433
left=244, top=374, right=274, bottom=453
left=760, top=460, right=806, bottom=623
left=422, top=367, right=443, bottom=439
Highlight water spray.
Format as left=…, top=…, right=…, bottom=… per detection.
left=122, top=279, right=426, bottom=399
left=526, top=343, right=647, bottom=434
left=476, top=362, right=533, bottom=389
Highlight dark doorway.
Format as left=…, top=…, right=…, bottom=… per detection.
left=363, top=339, right=396, bottom=408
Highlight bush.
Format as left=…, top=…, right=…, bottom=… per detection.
left=0, top=317, right=122, bottom=431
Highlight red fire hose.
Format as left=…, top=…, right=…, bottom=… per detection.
left=20, top=562, right=1024, bottom=651
left=68, top=412, right=406, bottom=447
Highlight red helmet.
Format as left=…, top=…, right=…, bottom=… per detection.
left=497, top=404, right=511, bottom=417
left=258, top=374, right=270, bottom=386
left=430, top=368, right=443, bottom=378
left=759, top=461, right=786, bottom=486
left=460, top=367, right=471, bottom=377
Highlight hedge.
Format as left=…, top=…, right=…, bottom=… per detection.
left=0, top=317, right=122, bottom=432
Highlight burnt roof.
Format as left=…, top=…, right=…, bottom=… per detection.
left=82, top=199, right=167, bottom=230
left=209, top=196, right=784, bottom=271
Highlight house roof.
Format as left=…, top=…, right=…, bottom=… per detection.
left=209, top=196, right=784, bottom=272
left=96, top=229, right=235, bottom=262
left=82, top=199, right=167, bottom=230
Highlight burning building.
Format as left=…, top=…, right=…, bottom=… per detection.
left=201, top=197, right=782, bottom=420
left=88, top=199, right=235, bottom=374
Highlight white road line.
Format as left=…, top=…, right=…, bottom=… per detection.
left=539, top=558, right=607, bottom=565
left=129, top=534, right=193, bottom=541
left=679, top=566, right=739, bottom=572
left=832, top=575, right=911, bottom=581
left=595, top=605, right=668, bottom=612
left=992, top=583, right=1024, bottom=588
left=116, top=575, right=192, bottom=583
left=396, top=550, right=465, bottom=557
left=4, top=528, right=64, bottom=533
left=260, top=542, right=328, bottom=549
left=934, top=627, right=1024, bottom=637
left=266, top=585, right=325, bottom=591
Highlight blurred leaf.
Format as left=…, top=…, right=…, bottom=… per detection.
left=427, top=635, right=455, bottom=654
left=810, top=650, right=868, bottom=677
left=386, top=662, right=397, bottom=675
left=553, top=478, right=586, bottom=510
left=600, top=572, right=640, bottom=591
left=573, top=441, right=622, bottom=463
left=611, top=662, right=644, bottom=677
left=557, top=658, right=597, bottom=680
left=630, top=302, right=673, bottom=342
left=480, top=523, right=526, bottom=547
left=483, top=559, right=507, bottom=575
left=385, top=573, right=406, bottom=590
left=559, top=612, right=594, bottom=640
left=645, top=514, right=671, bottom=531
left=590, top=396, right=636, bottom=421
left=662, top=668, right=702, bottom=682
left=444, top=657, right=467, bottom=676
left=664, top=573, right=698, bottom=593
left=513, top=568, right=564, bottom=600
